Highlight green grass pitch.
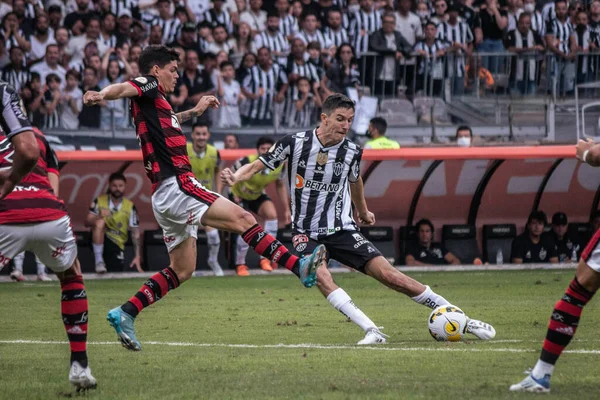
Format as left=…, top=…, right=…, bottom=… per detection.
left=1, top=270, right=600, bottom=399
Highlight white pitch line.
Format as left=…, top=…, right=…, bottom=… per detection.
left=1, top=340, right=600, bottom=355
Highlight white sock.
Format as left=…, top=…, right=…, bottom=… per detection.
left=236, top=235, right=249, bottom=265
left=36, top=257, right=46, bottom=276
left=411, top=285, right=451, bottom=310
left=93, top=244, right=104, bottom=264
left=327, top=288, right=377, bottom=332
left=13, top=252, right=24, bottom=273
left=206, top=230, right=221, bottom=264
left=531, top=359, right=555, bottom=379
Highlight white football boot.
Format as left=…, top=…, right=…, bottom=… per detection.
left=509, top=374, right=551, bottom=393
left=357, top=327, right=389, bottom=345
left=37, top=273, right=52, bottom=282
left=69, top=361, right=97, bottom=391
left=465, top=318, right=496, bottom=340
left=95, top=261, right=107, bottom=274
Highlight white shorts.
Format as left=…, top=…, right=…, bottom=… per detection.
left=583, top=228, right=600, bottom=272
left=0, top=215, right=77, bottom=273
left=152, top=174, right=221, bottom=252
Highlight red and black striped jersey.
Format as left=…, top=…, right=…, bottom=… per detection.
left=0, top=128, right=67, bottom=225
left=128, top=75, right=192, bottom=192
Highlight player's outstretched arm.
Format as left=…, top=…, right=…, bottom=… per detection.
left=0, top=130, right=39, bottom=199
left=221, top=159, right=265, bottom=187
left=176, top=95, right=220, bottom=125
left=83, top=82, right=139, bottom=106
left=577, top=139, right=600, bottom=167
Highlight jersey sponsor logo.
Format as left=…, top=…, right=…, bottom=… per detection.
left=269, top=143, right=285, bottom=160
left=270, top=242, right=279, bottom=254
left=135, top=77, right=148, bottom=84
left=272, top=250, right=282, bottom=262
left=316, top=151, right=328, bottom=166
left=333, top=162, right=344, bottom=176
left=299, top=179, right=340, bottom=192
left=143, top=288, right=154, bottom=303
left=140, top=80, right=158, bottom=93
left=13, top=185, right=40, bottom=192
left=295, top=174, right=304, bottom=189
left=352, top=233, right=363, bottom=241
left=335, top=198, right=342, bottom=220
left=299, top=160, right=307, bottom=168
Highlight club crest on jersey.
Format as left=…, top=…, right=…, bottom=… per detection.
left=316, top=151, right=328, bottom=166
left=333, top=162, right=343, bottom=176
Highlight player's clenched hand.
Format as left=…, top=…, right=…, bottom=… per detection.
left=83, top=91, right=104, bottom=106
left=195, top=96, right=220, bottom=114
left=358, top=210, right=375, bottom=226
left=576, top=139, right=595, bottom=162
left=221, top=168, right=237, bottom=186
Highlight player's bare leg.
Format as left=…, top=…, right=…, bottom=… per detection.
left=256, top=200, right=278, bottom=271
left=55, top=259, right=96, bottom=391
left=204, top=226, right=224, bottom=276
left=510, top=260, right=599, bottom=393
left=364, top=256, right=496, bottom=340
left=90, top=218, right=107, bottom=273
left=315, top=262, right=386, bottom=345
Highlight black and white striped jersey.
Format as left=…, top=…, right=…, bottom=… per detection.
left=349, top=9, right=382, bottom=57
left=253, top=31, right=290, bottom=64
left=413, top=39, right=449, bottom=77
left=542, top=2, right=555, bottom=25
left=1, top=65, right=31, bottom=93
left=42, top=90, right=60, bottom=130
left=531, top=11, right=545, bottom=35
left=202, top=9, right=233, bottom=34
left=323, top=26, right=350, bottom=47
left=546, top=18, right=574, bottom=54
left=287, top=93, right=317, bottom=128
left=280, top=14, right=299, bottom=37
left=101, top=33, right=118, bottom=49
left=283, top=59, right=321, bottom=124
left=295, top=29, right=333, bottom=49
left=574, top=26, right=592, bottom=75
left=259, top=129, right=363, bottom=239
left=241, top=63, right=288, bottom=121
left=147, top=16, right=182, bottom=44
left=436, top=21, right=473, bottom=77
left=111, top=0, right=139, bottom=18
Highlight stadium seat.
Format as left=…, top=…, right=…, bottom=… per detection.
left=568, top=222, right=592, bottom=252
left=442, top=225, right=481, bottom=264
left=75, top=231, right=95, bottom=273
left=361, top=226, right=396, bottom=265
left=398, top=226, right=418, bottom=266
left=482, top=224, right=517, bottom=264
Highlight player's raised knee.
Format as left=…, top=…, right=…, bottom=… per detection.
left=234, top=209, right=257, bottom=233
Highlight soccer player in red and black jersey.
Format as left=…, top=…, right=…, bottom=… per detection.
left=0, top=83, right=96, bottom=391
left=510, top=138, right=600, bottom=393
left=83, top=45, right=326, bottom=352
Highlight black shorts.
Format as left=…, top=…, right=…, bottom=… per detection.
left=104, top=235, right=125, bottom=272
left=229, top=192, right=272, bottom=214
left=290, top=230, right=382, bottom=274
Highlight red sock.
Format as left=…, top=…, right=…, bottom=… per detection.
left=540, top=277, right=595, bottom=364
left=121, top=267, right=180, bottom=318
left=242, top=224, right=299, bottom=271
left=60, top=275, right=88, bottom=367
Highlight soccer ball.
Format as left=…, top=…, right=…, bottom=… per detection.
left=428, top=305, right=467, bottom=342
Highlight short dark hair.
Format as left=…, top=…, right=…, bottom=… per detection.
left=256, top=136, right=274, bottom=149
left=370, top=117, right=387, bottom=135
left=415, top=218, right=434, bottom=233
left=456, top=125, right=472, bottom=138
left=527, top=210, right=547, bottom=225
left=192, top=122, right=209, bottom=131
left=220, top=61, right=233, bottom=70
left=424, top=21, right=437, bottom=29
left=307, top=41, right=321, bottom=51
left=109, top=172, right=127, bottom=183
left=139, top=45, right=180, bottom=74
left=46, top=73, right=61, bottom=84
left=322, top=93, right=355, bottom=116
left=66, top=68, right=81, bottom=81
left=296, top=76, right=310, bottom=86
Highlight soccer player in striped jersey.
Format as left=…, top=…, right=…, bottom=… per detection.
left=222, top=93, right=496, bottom=345
left=230, top=136, right=290, bottom=275
left=510, top=138, right=600, bottom=393
left=84, top=45, right=325, bottom=351
left=0, top=84, right=96, bottom=390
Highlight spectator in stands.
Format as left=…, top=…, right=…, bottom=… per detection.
left=116, top=10, right=133, bottom=42
left=41, top=73, right=61, bottom=129
left=284, top=38, right=321, bottom=125
left=568, top=1, right=583, bottom=27
left=277, top=0, right=299, bottom=41
left=405, top=219, right=461, bottom=265
left=323, top=7, right=349, bottom=49
left=2, top=46, right=31, bottom=92
left=590, top=0, right=600, bottom=39
left=129, top=44, right=143, bottom=64
left=511, top=210, right=559, bottom=264
left=505, top=12, right=545, bottom=96
left=173, top=22, right=200, bottom=52
left=349, top=0, right=382, bottom=58
left=176, top=49, right=215, bottom=123
left=253, top=11, right=290, bottom=66
left=231, top=22, right=253, bottom=63
left=395, top=0, right=422, bottom=47
left=235, top=51, right=256, bottom=81
left=85, top=172, right=142, bottom=274
left=288, top=76, right=320, bottom=127
left=464, top=54, right=495, bottom=94
left=307, top=41, right=325, bottom=78
left=296, top=12, right=333, bottom=54
left=12, top=0, right=35, bottom=36
left=64, top=0, right=94, bottom=33
left=79, top=66, right=102, bottom=128
left=206, top=24, right=233, bottom=54
left=224, top=133, right=240, bottom=149
left=455, top=125, right=473, bottom=147
left=413, top=21, right=447, bottom=96
left=149, top=24, right=165, bottom=46
left=60, top=69, right=83, bottom=130
left=148, top=0, right=183, bottom=44
left=203, top=0, right=234, bottom=34
left=22, top=72, right=44, bottom=127
left=476, top=0, right=508, bottom=73
left=505, top=0, right=521, bottom=33
left=574, top=10, right=595, bottom=85
left=66, top=16, right=109, bottom=65
left=322, top=43, right=360, bottom=95
left=100, top=12, right=118, bottom=49
left=430, top=0, right=448, bottom=26
left=364, top=117, right=400, bottom=149
left=54, top=27, right=70, bottom=66
left=3, top=12, right=31, bottom=54
left=215, top=61, right=243, bottom=128
left=30, top=14, right=56, bottom=63
left=47, top=5, right=63, bottom=32
left=548, top=212, right=580, bottom=262
left=242, top=47, right=288, bottom=125
left=130, top=21, right=148, bottom=48
left=99, top=53, right=133, bottom=129
left=369, top=11, right=411, bottom=97
left=240, top=0, right=267, bottom=35
left=545, top=0, right=576, bottom=95
left=415, top=1, right=430, bottom=26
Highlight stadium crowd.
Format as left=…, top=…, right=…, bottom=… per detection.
left=2, top=0, right=600, bottom=130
